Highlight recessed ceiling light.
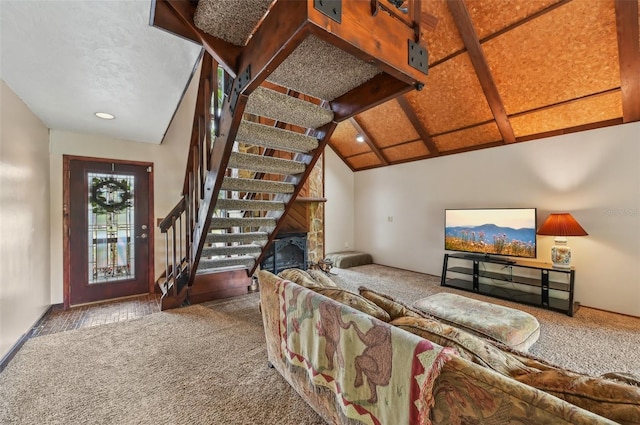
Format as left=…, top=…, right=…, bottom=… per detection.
left=95, top=112, right=115, bottom=120
left=356, top=135, right=365, bottom=143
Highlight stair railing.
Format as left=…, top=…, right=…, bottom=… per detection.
left=157, top=51, right=229, bottom=305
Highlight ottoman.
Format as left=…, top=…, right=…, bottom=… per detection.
left=413, top=293, right=540, bottom=351
left=324, top=251, right=373, bottom=269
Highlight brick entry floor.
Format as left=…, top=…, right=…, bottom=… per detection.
left=31, top=294, right=161, bottom=337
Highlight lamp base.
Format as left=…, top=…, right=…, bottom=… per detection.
left=551, top=237, right=572, bottom=269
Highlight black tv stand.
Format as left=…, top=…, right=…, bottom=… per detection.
left=441, top=253, right=577, bottom=316
left=462, top=254, right=515, bottom=265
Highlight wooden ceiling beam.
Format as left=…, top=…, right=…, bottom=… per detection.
left=431, top=1, right=570, bottom=69
left=447, top=0, right=516, bottom=144
left=350, top=117, right=389, bottom=166
left=428, top=88, right=620, bottom=140
left=614, top=0, right=640, bottom=122
left=516, top=118, right=624, bottom=143
left=331, top=73, right=413, bottom=122
left=431, top=119, right=495, bottom=138
left=509, top=87, right=621, bottom=119
left=152, top=0, right=241, bottom=77
left=149, top=0, right=199, bottom=44
left=396, top=96, right=439, bottom=155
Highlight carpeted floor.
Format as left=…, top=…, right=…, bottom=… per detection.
left=0, top=296, right=325, bottom=425
left=1, top=264, right=638, bottom=424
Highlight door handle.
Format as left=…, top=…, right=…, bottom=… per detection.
left=136, top=233, right=148, bottom=239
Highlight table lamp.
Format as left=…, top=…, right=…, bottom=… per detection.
left=536, top=213, right=588, bottom=269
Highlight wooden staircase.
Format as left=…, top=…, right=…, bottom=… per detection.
left=152, top=0, right=429, bottom=310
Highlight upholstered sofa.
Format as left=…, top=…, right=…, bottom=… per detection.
left=258, top=269, right=640, bottom=425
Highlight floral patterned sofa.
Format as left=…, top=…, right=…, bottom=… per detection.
left=258, top=269, right=640, bottom=425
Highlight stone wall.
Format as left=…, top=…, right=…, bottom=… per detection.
left=306, top=155, right=324, bottom=263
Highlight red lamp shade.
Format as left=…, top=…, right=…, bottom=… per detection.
left=537, top=213, right=588, bottom=237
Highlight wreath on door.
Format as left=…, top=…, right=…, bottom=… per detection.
left=90, top=177, right=132, bottom=213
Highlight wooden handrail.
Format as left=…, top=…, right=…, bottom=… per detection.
left=158, top=198, right=186, bottom=233
left=156, top=51, right=228, bottom=305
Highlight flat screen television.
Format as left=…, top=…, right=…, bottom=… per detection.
left=445, top=208, right=537, bottom=259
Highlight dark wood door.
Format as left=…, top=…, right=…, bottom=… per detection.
left=67, top=158, right=152, bottom=305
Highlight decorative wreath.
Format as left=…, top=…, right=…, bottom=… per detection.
left=90, top=178, right=132, bottom=213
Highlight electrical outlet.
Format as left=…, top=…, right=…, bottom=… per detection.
left=387, top=216, right=393, bottom=222
left=344, top=241, right=349, bottom=248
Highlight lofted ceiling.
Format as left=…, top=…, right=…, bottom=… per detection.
left=328, top=0, right=640, bottom=171
left=0, top=0, right=637, bottom=157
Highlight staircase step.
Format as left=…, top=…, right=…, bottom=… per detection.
left=237, top=120, right=319, bottom=153
left=216, top=198, right=285, bottom=212
left=206, top=231, right=269, bottom=244
left=194, top=0, right=273, bottom=47
left=221, top=177, right=294, bottom=194
left=228, top=152, right=306, bottom=175
left=198, top=255, right=256, bottom=271
left=157, top=281, right=168, bottom=296
left=209, top=217, right=276, bottom=229
left=246, top=86, right=334, bottom=129
left=266, top=34, right=381, bottom=102
left=202, top=244, right=262, bottom=257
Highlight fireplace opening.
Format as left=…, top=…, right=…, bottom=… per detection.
left=260, top=232, right=307, bottom=274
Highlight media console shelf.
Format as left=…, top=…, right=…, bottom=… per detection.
left=441, top=253, right=577, bottom=316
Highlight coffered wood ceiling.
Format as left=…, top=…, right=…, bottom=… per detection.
left=328, top=0, right=640, bottom=171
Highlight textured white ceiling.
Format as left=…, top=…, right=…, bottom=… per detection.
left=0, top=0, right=202, bottom=144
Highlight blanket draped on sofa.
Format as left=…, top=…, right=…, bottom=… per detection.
left=278, top=280, right=455, bottom=425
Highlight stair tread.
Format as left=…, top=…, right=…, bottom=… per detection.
left=199, top=255, right=256, bottom=270
left=237, top=120, right=318, bottom=153
left=202, top=245, right=262, bottom=257
left=206, top=231, right=269, bottom=243
left=200, top=254, right=257, bottom=261
left=221, top=177, right=294, bottom=194
left=228, top=152, right=306, bottom=175
left=194, top=0, right=273, bottom=47
left=266, top=34, right=381, bottom=101
left=246, top=86, right=334, bottom=129
left=216, top=198, right=285, bottom=211
left=209, top=217, right=277, bottom=228
left=195, top=264, right=252, bottom=275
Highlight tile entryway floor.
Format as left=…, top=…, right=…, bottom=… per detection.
left=31, top=294, right=161, bottom=337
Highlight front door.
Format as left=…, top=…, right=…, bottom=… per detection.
left=65, top=157, right=153, bottom=306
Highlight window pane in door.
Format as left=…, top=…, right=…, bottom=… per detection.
left=87, top=172, right=136, bottom=284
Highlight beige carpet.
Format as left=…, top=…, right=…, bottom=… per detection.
left=0, top=296, right=325, bottom=425
left=2, top=264, right=638, bottom=424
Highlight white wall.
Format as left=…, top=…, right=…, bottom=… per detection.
left=0, top=80, right=51, bottom=358
left=353, top=122, right=640, bottom=317
left=49, top=66, right=199, bottom=305
left=324, top=147, right=355, bottom=253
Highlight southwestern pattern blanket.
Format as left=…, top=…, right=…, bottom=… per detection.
left=278, top=280, right=454, bottom=425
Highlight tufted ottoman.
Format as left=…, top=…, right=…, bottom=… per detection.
left=413, top=293, right=540, bottom=351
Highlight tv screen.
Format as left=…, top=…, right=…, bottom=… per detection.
left=445, top=208, right=537, bottom=259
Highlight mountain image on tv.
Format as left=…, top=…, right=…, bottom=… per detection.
left=445, top=209, right=537, bottom=258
